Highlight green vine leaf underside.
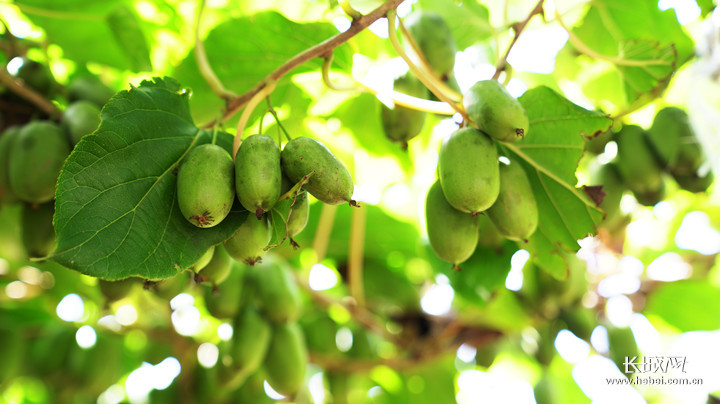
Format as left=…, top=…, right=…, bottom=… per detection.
left=14, top=0, right=152, bottom=71
left=504, top=86, right=612, bottom=278
left=175, top=11, right=353, bottom=124
left=51, top=77, right=247, bottom=280
left=569, top=0, right=692, bottom=109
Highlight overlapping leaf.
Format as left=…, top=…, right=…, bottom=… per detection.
left=51, top=77, right=246, bottom=280
left=500, top=87, right=612, bottom=278
left=567, top=0, right=693, bottom=109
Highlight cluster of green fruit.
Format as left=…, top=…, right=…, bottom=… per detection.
left=0, top=57, right=112, bottom=258
left=176, top=133, right=355, bottom=266
left=426, top=80, right=536, bottom=269
left=591, top=107, right=713, bottom=229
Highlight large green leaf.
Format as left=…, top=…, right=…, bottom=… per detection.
left=15, top=0, right=152, bottom=71
left=51, top=77, right=246, bottom=280
left=501, top=86, right=612, bottom=278
left=569, top=0, right=693, bottom=108
left=174, top=11, right=353, bottom=124
left=645, top=280, right=720, bottom=332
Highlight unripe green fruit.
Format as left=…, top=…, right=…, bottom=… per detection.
left=614, top=125, right=665, bottom=206
left=0, top=126, right=21, bottom=203
left=203, top=260, right=244, bottom=318
left=405, top=11, right=456, bottom=79
left=176, top=144, right=235, bottom=228
left=264, top=322, right=308, bottom=396
left=300, top=313, right=340, bottom=356
left=67, top=76, right=115, bottom=107
left=0, top=327, right=24, bottom=384
left=646, top=107, right=697, bottom=170
left=150, top=272, right=190, bottom=300
left=281, top=175, right=309, bottom=242
left=62, top=100, right=101, bottom=145
left=425, top=181, right=479, bottom=268
left=235, top=371, right=275, bottom=404
left=235, top=134, right=282, bottom=219
left=9, top=121, right=70, bottom=203
left=231, top=306, right=271, bottom=380
left=463, top=80, right=529, bottom=143
left=586, top=130, right=614, bottom=155
left=224, top=214, right=271, bottom=265
left=255, top=257, right=302, bottom=324
left=281, top=137, right=355, bottom=206
left=476, top=213, right=504, bottom=249
left=192, top=246, right=215, bottom=272
left=99, top=277, right=137, bottom=302
left=21, top=202, right=56, bottom=258
left=381, top=73, right=428, bottom=148
left=438, top=128, right=500, bottom=214
left=589, top=162, right=624, bottom=223
left=198, top=244, right=233, bottom=285
left=14, top=58, right=56, bottom=96
left=486, top=159, right=538, bottom=242
left=674, top=170, right=714, bottom=193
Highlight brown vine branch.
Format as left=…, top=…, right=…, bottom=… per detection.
left=202, top=0, right=407, bottom=129
left=492, top=0, right=545, bottom=80
left=0, top=67, right=59, bottom=117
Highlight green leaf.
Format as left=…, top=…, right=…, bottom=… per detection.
left=15, top=0, right=152, bottom=71
left=174, top=11, right=353, bottom=124
left=267, top=172, right=313, bottom=249
left=501, top=86, right=611, bottom=278
left=645, top=280, right=720, bottom=332
left=51, top=77, right=246, bottom=280
left=569, top=0, right=693, bottom=108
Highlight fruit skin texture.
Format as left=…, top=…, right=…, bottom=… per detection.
left=231, top=306, right=272, bottom=381
left=234, top=134, right=282, bottom=218
left=613, top=125, right=665, bottom=206
left=463, top=80, right=529, bottom=143
left=255, top=257, right=302, bottom=324
left=224, top=213, right=271, bottom=265
left=486, top=160, right=538, bottom=242
left=281, top=137, right=355, bottom=205
left=425, top=181, right=479, bottom=267
left=438, top=128, right=500, bottom=214
left=176, top=144, right=235, bottom=228
left=62, top=100, right=101, bottom=145
left=67, top=76, right=115, bottom=107
left=405, top=11, right=456, bottom=79
left=9, top=121, right=70, bottom=203
left=264, top=322, right=308, bottom=396
left=381, top=73, right=428, bottom=147
left=0, top=126, right=21, bottom=203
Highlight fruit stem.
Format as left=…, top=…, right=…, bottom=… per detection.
left=194, top=0, right=237, bottom=101
left=322, top=54, right=359, bottom=92
left=339, top=0, right=363, bottom=20
left=233, top=80, right=276, bottom=160
left=396, top=17, right=462, bottom=101
left=492, top=0, right=544, bottom=80
left=265, top=98, right=293, bottom=143
left=386, top=10, right=467, bottom=120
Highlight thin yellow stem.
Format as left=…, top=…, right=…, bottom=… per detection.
left=233, top=81, right=276, bottom=159
left=322, top=54, right=359, bottom=92
left=311, top=203, right=338, bottom=263
left=348, top=202, right=366, bottom=307
left=339, top=0, right=362, bottom=20
left=195, top=0, right=237, bottom=101
left=386, top=10, right=467, bottom=120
